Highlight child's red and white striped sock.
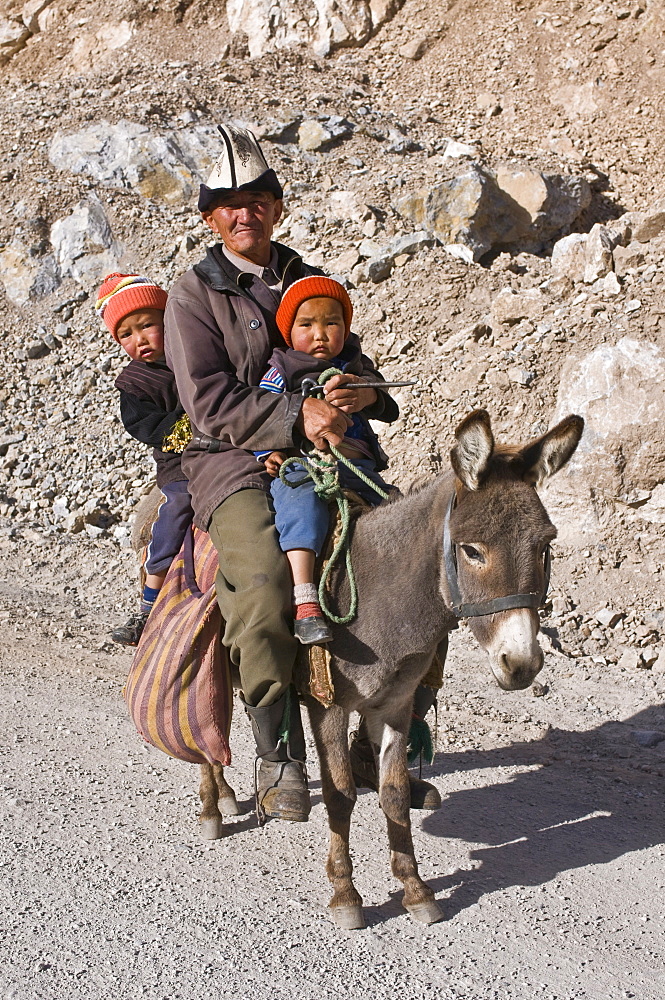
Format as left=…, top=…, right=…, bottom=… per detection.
left=293, top=583, right=323, bottom=621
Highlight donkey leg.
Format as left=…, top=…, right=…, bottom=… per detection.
left=213, top=764, right=242, bottom=816
left=198, top=763, right=226, bottom=840
left=372, top=711, right=444, bottom=925
left=308, top=701, right=365, bottom=930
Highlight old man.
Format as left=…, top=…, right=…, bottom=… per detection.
left=165, top=125, right=438, bottom=823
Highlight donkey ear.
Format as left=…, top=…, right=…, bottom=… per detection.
left=451, top=409, right=494, bottom=491
left=518, top=414, right=584, bottom=486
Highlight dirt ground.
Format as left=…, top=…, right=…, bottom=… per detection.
left=1, top=558, right=664, bottom=1000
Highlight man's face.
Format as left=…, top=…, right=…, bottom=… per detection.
left=202, top=191, right=283, bottom=265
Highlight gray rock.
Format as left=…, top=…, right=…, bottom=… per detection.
left=616, top=648, right=643, bottom=671
left=50, top=194, right=122, bottom=284
left=49, top=121, right=222, bottom=204
left=255, top=116, right=303, bottom=143
left=595, top=608, right=623, bottom=628
left=613, top=242, right=647, bottom=276
left=602, top=271, right=621, bottom=297
left=400, top=36, right=430, bottom=60
left=27, top=341, right=50, bottom=360
left=0, top=15, right=30, bottom=65
left=496, top=164, right=591, bottom=245
left=397, top=163, right=510, bottom=260
left=298, top=117, right=353, bottom=151
left=22, top=0, right=55, bottom=33
left=551, top=232, right=587, bottom=282
left=226, top=0, right=397, bottom=58
left=365, top=256, right=393, bottom=283
left=545, top=337, right=665, bottom=503
left=641, top=646, right=659, bottom=669
left=0, top=241, right=59, bottom=307
left=632, top=204, right=665, bottom=242
left=584, top=224, right=614, bottom=283
left=354, top=231, right=437, bottom=284
left=386, top=129, right=422, bottom=154
left=508, top=366, right=536, bottom=387
left=630, top=730, right=665, bottom=748
left=397, top=161, right=589, bottom=261
left=387, top=232, right=438, bottom=256
left=358, top=238, right=383, bottom=259
left=42, top=333, right=60, bottom=351
left=491, top=287, right=545, bottom=327
left=328, top=189, right=369, bottom=222
left=328, top=248, right=361, bottom=274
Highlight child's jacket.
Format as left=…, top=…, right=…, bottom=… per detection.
left=253, top=341, right=394, bottom=471
left=115, top=360, right=186, bottom=487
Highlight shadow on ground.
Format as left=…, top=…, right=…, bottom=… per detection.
left=367, top=705, right=664, bottom=923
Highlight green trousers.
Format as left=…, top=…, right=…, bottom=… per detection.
left=208, top=488, right=298, bottom=708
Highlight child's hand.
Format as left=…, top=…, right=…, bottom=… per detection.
left=264, top=451, right=287, bottom=477
left=323, top=373, right=378, bottom=413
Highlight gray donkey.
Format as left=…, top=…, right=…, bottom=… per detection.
left=298, top=408, right=583, bottom=928
left=150, top=409, right=582, bottom=928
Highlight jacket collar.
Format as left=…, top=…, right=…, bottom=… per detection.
left=193, top=241, right=307, bottom=296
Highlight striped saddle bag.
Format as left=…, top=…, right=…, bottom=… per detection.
left=123, top=525, right=233, bottom=766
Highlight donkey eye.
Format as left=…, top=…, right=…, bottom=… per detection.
left=461, top=544, right=484, bottom=563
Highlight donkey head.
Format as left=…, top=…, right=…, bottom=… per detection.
left=445, top=410, right=583, bottom=691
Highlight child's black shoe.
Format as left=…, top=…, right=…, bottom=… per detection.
left=294, top=615, right=332, bottom=645
left=111, top=610, right=151, bottom=646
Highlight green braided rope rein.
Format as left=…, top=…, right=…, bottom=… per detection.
left=278, top=367, right=389, bottom=625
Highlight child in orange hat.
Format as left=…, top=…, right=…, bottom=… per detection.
left=255, top=276, right=396, bottom=644
left=96, top=273, right=193, bottom=646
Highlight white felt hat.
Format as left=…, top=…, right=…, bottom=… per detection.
left=198, top=124, right=283, bottom=210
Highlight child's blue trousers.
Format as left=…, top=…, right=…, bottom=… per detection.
left=269, top=458, right=391, bottom=555
left=145, top=479, right=194, bottom=574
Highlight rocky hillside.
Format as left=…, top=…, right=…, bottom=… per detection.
left=0, top=0, right=663, bottom=674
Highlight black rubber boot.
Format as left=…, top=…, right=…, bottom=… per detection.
left=242, top=687, right=311, bottom=823
left=349, top=689, right=442, bottom=811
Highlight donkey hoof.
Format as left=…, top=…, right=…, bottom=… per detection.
left=199, top=816, right=226, bottom=840
left=218, top=795, right=242, bottom=816
left=404, top=899, right=444, bottom=925
left=331, top=905, right=366, bottom=930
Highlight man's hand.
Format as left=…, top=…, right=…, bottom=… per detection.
left=323, top=373, right=378, bottom=414
left=264, top=451, right=287, bottom=477
left=296, top=396, right=352, bottom=451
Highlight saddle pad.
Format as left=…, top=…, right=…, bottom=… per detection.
left=124, top=526, right=233, bottom=766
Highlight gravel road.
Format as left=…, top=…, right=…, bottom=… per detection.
left=1, top=571, right=664, bottom=1000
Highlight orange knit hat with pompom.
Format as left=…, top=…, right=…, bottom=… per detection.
left=276, top=276, right=353, bottom=347
left=95, top=273, right=168, bottom=341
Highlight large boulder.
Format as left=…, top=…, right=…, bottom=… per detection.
left=541, top=337, right=665, bottom=542
left=396, top=161, right=591, bottom=261
left=495, top=164, right=591, bottom=246
left=49, top=122, right=222, bottom=205
left=226, top=0, right=402, bottom=58
left=396, top=163, right=517, bottom=261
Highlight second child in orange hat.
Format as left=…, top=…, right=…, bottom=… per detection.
left=96, top=273, right=194, bottom=647
left=255, top=276, right=395, bottom=645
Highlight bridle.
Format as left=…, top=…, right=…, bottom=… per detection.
left=443, top=492, right=551, bottom=619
